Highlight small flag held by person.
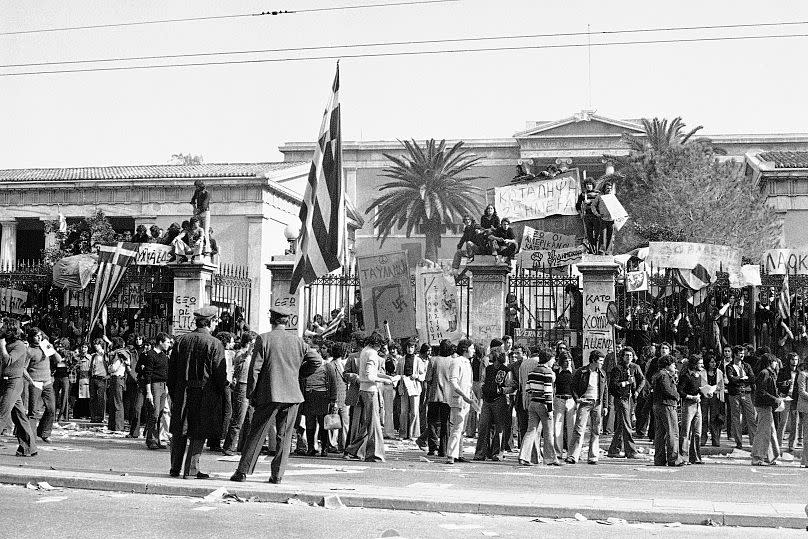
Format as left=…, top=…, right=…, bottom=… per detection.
left=290, top=63, right=345, bottom=295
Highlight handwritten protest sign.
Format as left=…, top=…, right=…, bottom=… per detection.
left=597, top=193, right=629, bottom=231
left=135, top=243, right=173, bottom=266
left=271, top=279, right=300, bottom=332
left=647, top=242, right=742, bottom=282
left=582, top=288, right=615, bottom=361
left=517, top=246, right=585, bottom=268
left=0, top=288, right=27, bottom=314
left=415, top=268, right=463, bottom=345
left=357, top=251, right=416, bottom=338
left=520, top=226, right=576, bottom=251
left=493, top=169, right=581, bottom=222
left=764, top=249, right=808, bottom=275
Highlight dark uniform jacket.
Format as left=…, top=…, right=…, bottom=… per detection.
left=248, top=327, right=321, bottom=406
left=167, top=327, right=226, bottom=439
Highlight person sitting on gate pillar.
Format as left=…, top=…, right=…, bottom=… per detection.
left=490, top=218, right=518, bottom=263
left=451, top=215, right=487, bottom=271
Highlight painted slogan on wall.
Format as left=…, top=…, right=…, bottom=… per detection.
left=415, top=268, right=463, bottom=345
left=581, top=281, right=615, bottom=361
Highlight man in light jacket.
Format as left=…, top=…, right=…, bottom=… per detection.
left=446, top=339, right=479, bottom=464
left=396, top=338, right=426, bottom=440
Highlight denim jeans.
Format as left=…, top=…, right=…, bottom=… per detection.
left=0, top=377, right=37, bottom=456
left=751, top=405, right=780, bottom=464
left=144, top=382, right=167, bottom=448
left=54, top=376, right=71, bottom=421
left=653, top=404, right=683, bottom=466
left=90, top=377, right=107, bottom=423
left=520, top=400, right=556, bottom=465
left=679, top=400, right=702, bottom=462
left=567, top=400, right=601, bottom=463
left=106, top=376, right=125, bottom=431
left=28, top=382, right=56, bottom=439
left=553, top=396, right=576, bottom=459
left=474, top=397, right=508, bottom=459
left=224, top=382, right=248, bottom=452
left=728, top=393, right=756, bottom=447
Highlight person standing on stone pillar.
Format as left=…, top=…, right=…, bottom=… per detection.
left=190, top=180, right=211, bottom=255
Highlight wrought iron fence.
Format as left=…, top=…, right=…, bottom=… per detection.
left=211, top=263, right=253, bottom=330
left=614, top=261, right=752, bottom=354
left=508, top=267, right=582, bottom=351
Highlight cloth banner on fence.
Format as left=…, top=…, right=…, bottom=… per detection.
left=415, top=267, right=463, bottom=345
left=596, top=193, right=629, bottom=231
left=357, top=251, right=416, bottom=339
left=52, top=253, right=99, bottom=290
left=0, top=288, right=27, bottom=314
left=647, top=242, right=742, bottom=283
left=763, top=249, right=808, bottom=275
left=520, top=226, right=576, bottom=251
left=88, top=242, right=139, bottom=340
left=493, top=169, right=581, bottom=222
left=517, top=246, right=585, bottom=268
left=625, top=270, right=648, bottom=292
left=730, top=264, right=762, bottom=288
left=135, top=243, right=173, bottom=266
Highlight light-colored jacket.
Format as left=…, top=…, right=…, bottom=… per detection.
left=426, top=355, right=454, bottom=404
left=448, top=355, right=473, bottom=410
left=700, top=368, right=726, bottom=402
left=396, top=355, right=426, bottom=397
left=796, top=371, right=808, bottom=415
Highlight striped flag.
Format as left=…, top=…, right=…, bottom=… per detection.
left=88, top=242, right=138, bottom=338
left=779, top=272, right=794, bottom=344
left=290, top=63, right=345, bottom=294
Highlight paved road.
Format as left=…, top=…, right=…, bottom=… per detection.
left=1, top=427, right=806, bottom=506
left=0, top=483, right=802, bottom=539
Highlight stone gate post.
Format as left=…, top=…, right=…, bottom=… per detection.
left=465, top=258, right=510, bottom=345
left=266, top=255, right=304, bottom=336
left=577, top=254, right=620, bottom=361
left=169, top=261, right=217, bottom=336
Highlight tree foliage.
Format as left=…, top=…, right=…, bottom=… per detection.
left=170, top=153, right=204, bottom=165
left=366, top=139, right=485, bottom=262
left=42, top=209, right=118, bottom=265
left=614, top=138, right=780, bottom=258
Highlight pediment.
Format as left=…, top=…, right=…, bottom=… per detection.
left=515, top=112, right=645, bottom=139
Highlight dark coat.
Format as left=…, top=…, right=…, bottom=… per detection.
left=248, top=327, right=321, bottom=406
left=167, top=327, right=226, bottom=439
left=571, top=364, right=608, bottom=407
left=652, top=369, right=679, bottom=407
left=754, top=366, right=779, bottom=409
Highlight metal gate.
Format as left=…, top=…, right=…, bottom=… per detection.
left=507, top=267, right=582, bottom=351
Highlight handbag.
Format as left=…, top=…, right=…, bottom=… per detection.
left=324, top=411, right=342, bottom=430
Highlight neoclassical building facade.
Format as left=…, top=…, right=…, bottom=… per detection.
left=280, top=111, right=808, bottom=262
left=0, top=162, right=362, bottom=330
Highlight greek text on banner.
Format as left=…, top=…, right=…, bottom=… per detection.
left=647, top=242, right=742, bottom=282
left=763, top=249, right=808, bottom=275
left=517, top=246, right=585, bottom=268
left=493, top=170, right=581, bottom=222
left=520, top=226, right=576, bottom=251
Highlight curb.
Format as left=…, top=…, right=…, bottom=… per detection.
left=1, top=467, right=804, bottom=529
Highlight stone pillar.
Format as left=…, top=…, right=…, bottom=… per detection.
left=0, top=219, right=18, bottom=271
left=465, top=259, right=510, bottom=344
left=246, top=216, right=273, bottom=334
left=577, top=254, right=620, bottom=361
left=266, top=255, right=304, bottom=336
left=169, top=261, right=218, bottom=336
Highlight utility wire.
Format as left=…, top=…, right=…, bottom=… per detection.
left=4, top=19, right=808, bottom=69
left=0, top=0, right=459, bottom=36
left=2, top=32, right=807, bottom=77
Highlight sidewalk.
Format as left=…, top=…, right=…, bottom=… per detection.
left=0, top=464, right=805, bottom=529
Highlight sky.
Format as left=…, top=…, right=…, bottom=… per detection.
left=2, top=0, right=808, bottom=169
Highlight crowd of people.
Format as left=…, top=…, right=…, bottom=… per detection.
left=2, top=298, right=805, bottom=482
left=0, top=313, right=256, bottom=460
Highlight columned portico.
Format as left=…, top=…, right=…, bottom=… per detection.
left=0, top=219, right=17, bottom=270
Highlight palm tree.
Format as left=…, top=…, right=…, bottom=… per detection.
left=622, top=117, right=703, bottom=153
left=366, top=139, right=486, bottom=262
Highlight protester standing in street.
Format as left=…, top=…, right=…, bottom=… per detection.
left=751, top=353, right=782, bottom=466
left=566, top=350, right=608, bottom=465
left=417, top=340, right=455, bottom=457
left=726, top=345, right=756, bottom=449
left=89, top=338, right=108, bottom=424
left=142, top=333, right=171, bottom=450
left=24, top=328, right=59, bottom=443
left=607, top=347, right=645, bottom=459
left=223, top=331, right=256, bottom=456
left=167, top=307, right=226, bottom=479
left=397, top=338, right=425, bottom=440
left=652, top=356, right=684, bottom=467
left=0, top=320, right=38, bottom=456
left=343, top=332, right=392, bottom=462
left=678, top=355, right=704, bottom=464
left=520, top=348, right=560, bottom=466
left=106, top=337, right=129, bottom=432
left=231, top=306, right=321, bottom=483
left=446, top=339, right=478, bottom=464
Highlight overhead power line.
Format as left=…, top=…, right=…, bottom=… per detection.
left=2, top=32, right=807, bottom=77
left=3, top=19, right=808, bottom=69
left=0, top=0, right=459, bottom=36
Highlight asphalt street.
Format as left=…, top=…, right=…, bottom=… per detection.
left=0, top=483, right=803, bottom=539
left=1, top=427, right=806, bottom=506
